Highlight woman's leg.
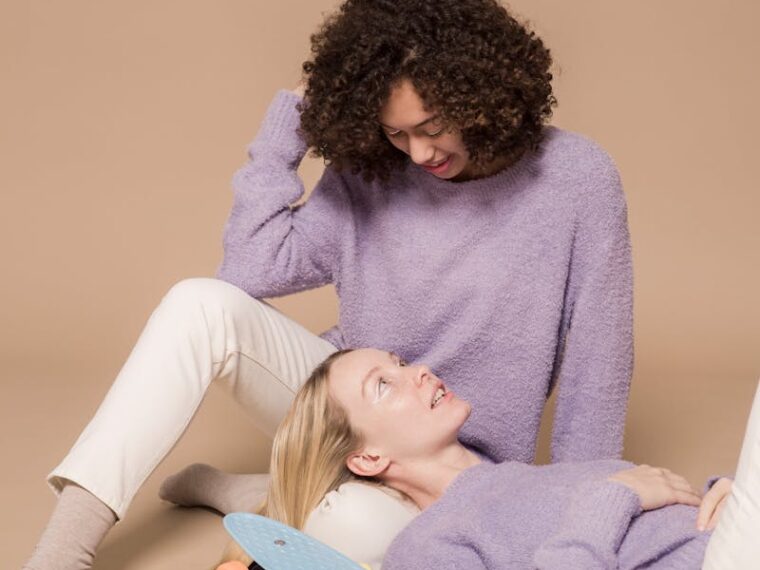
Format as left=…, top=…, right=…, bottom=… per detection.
left=24, top=277, right=337, bottom=569
left=701, top=377, right=760, bottom=569
left=158, top=462, right=271, bottom=515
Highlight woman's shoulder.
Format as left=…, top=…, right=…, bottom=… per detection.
left=540, top=125, right=621, bottom=180
left=541, top=125, right=616, bottom=163
left=538, top=125, right=625, bottom=204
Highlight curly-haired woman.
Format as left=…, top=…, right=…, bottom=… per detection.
left=24, top=1, right=634, bottom=568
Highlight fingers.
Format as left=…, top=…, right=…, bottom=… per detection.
left=697, top=490, right=720, bottom=530
left=697, top=505, right=712, bottom=530
left=647, top=467, right=700, bottom=508
left=617, top=465, right=716, bottom=512
left=698, top=493, right=720, bottom=530
left=653, top=468, right=701, bottom=507
left=673, top=488, right=702, bottom=507
left=663, top=469, right=699, bottom=494
left=291, top=81, right=306, bottom=97
left=697, top=478, right=733, bottom=530
left=669, top=474, right=702, bottom=501
left=706, top=497, right=727, bottom=530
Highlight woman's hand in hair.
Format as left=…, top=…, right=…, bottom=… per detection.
left=291, top=80, right=306, bottom=98
left=696, top=477, right=732, bottom=531
left=607, top=464, right=702, bottom=511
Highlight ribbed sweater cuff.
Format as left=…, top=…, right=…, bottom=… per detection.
left=655, top=532, right=711, bottom=569
left=249, top=89, right=309, bottom=167
left=568, top=480, right=642, bottom=551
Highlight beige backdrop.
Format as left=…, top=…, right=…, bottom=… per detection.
left=2, top=0, right=759, bottom=568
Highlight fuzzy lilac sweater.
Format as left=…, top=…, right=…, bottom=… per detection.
left=215, top=89, right=634, bottom=464
left=382, top=459, right=711, bottom=569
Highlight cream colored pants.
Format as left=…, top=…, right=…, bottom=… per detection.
left=47, top=277, right=416, bottom=569
left=702, top=377, right=760, bottom=569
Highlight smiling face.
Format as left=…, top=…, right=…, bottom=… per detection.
left=327, top=348, right=471, bottom=477
left=378, top=79, right=480, bottom=181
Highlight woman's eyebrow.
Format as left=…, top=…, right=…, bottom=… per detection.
left=379, top=115, right=438, bottom=130
left=360, top=366, right=381, bottom=399
left=360, top=352, right=399, bottom=399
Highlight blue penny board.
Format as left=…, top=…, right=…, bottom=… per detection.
left=223, top=512, right=364, bottom=570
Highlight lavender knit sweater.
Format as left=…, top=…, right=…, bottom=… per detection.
left=215, top=90, right=634, bottom=464
left=382, top=459, right=711, bottom=569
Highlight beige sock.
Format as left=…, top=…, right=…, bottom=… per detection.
left=23, top=483, right=117, bottom=570
left=159, top=463, right=269, bottom=515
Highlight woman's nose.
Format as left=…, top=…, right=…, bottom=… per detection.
left=408, top=137, right=434, bottom=165
left=412, top=364, right=432, bottom=387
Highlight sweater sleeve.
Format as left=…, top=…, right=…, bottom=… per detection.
left=214, top=89, right=351, bottom=298
left=382, top=529, right=487, bottom=570
left=532, top=480, right=642, bottom=569
left=550, top=148, right=634, bottom=462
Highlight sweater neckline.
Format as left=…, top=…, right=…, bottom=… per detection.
left=402, top=127, right=551, bottom=199
left=436, top=460, right=498, bottom=505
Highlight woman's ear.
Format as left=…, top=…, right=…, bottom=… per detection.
left=346, top=450, right=390, bottom=478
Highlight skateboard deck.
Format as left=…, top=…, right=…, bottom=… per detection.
left=223, top=512, right=368, bottom=570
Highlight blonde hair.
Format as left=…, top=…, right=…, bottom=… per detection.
left=218, top=348, right=374, bottom=566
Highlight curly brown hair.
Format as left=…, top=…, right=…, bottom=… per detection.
left=296, top=0, right=557, bottom=184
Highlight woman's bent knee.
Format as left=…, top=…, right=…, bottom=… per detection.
left=161, top=277, right=265, bottom=316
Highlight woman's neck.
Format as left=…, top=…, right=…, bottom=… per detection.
left=382, top=443, right=482, bottom=510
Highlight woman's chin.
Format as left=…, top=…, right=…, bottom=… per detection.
left=452, top=397, right=472, bottom=422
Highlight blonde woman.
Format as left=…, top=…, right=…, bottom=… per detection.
left=214, top=348, right=756, bottom=570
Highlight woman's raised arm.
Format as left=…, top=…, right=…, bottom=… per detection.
left=215, top=88, right=351, bottom=298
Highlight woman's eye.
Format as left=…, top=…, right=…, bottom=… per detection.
left=398, top=359, right=408, bottom=367
left=384, top=127, right=442, bottom=139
